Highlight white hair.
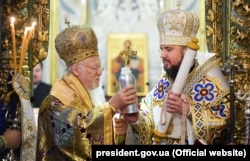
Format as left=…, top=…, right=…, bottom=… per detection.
left=87, top=84, right=106, bottom=107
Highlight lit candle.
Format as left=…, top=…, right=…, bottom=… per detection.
left=10, top=17, right=17, bottom=72
left=20, top=27, right=28, bottom=61
left=18, top=21, right=36, bottom=71
left=26, top=26, right=33, bottom=50
left=19, top=27, right=31, bottom=71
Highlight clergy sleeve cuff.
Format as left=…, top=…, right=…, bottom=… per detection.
left=130, top=114, right=140, bottom=134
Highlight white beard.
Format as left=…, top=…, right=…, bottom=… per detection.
left=87, top=85, right=106, bottom=107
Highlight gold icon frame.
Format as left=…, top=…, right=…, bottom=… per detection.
left=106, top=33, right=149, bottom=96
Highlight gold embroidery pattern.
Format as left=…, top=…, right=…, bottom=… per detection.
left=184, top=57, right=229, bottom=107
left=184, top=56, right=219, bottom=94
left=12, top=72, right=30, bottom=99
left=192, top=104, right=206, bottom=140
left=137, top=111, right=154, bottom=144
left=70, top=93, right=92, bottom=115
left=190, top=77, right=229, bottom=142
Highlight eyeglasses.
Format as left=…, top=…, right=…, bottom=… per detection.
left=83, top=65, right=104, bottom=72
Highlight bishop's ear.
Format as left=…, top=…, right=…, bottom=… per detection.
left=71, top=63, right=80, bottom=76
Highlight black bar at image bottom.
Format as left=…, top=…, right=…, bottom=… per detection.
left=92, top=145, right=249, bottom=161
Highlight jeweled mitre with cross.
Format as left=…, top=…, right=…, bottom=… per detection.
left=157, top=9, right=200, bottom=46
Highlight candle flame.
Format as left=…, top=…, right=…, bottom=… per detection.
left=10, top=17, right=15, bottom=24
left=10, top=16, right=17, bottom=72
left=19, top=23, right=36, bottom=71
left=32, top=21, right=37, bottom=27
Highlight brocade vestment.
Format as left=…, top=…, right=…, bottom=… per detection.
left=140, top=54, right=230, bottom=145
left=36, top=73, right=154, bottom=160
left=36, top=73, right=114, bottom=161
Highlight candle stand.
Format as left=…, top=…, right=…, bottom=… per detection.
left=221, top=54, right=244, bottom=144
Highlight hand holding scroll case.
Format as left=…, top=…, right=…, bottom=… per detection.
left=155, top=38, right=200, bottom=144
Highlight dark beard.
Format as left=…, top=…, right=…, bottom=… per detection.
left=164, top=61, right=196, bottom=80
left=164, top=64, right=180, bottom=80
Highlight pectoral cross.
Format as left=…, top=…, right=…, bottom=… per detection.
left=119, top=46, right=137, bottom=67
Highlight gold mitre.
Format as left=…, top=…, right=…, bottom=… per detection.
left=55, top=25, right=99, bottom=67
left=157, top=9, right=200, bottom=46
